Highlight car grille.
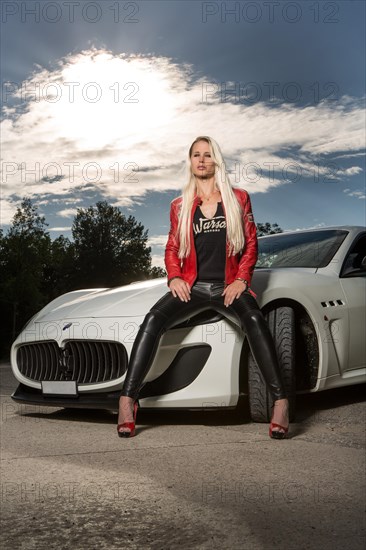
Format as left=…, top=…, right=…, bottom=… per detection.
left=16, top=340, right=128, bottom=384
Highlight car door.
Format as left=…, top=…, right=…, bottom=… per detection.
left=339, top=233, right=366, bottom=371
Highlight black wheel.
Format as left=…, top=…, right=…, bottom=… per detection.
left=248, top=306, right=296, bottom=422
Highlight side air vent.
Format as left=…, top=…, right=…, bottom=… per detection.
left=321, top=300, right=345, bottom=307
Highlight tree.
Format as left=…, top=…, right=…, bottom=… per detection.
left=148, top=266, right=166, bottom=278
left=72, top=201, right=152, bottom=287
left=0, top=198, right=51, bottom=348
left=0, top=230, right=8, bottom=357
left=256, top=222, right=283, bottom=236
left=44, top=235, right=76, bottom=300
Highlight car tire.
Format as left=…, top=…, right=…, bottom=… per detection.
left=248, top=306, right=296, bottom=423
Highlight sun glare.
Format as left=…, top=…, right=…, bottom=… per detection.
left=34, top=52, right=179, bottom=149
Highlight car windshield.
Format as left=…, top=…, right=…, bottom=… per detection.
left=256, top=229, right=348, bottom=268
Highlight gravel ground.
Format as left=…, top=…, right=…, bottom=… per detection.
left=1, top=363, right=365, bottom=550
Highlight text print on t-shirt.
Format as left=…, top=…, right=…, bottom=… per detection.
left=193, top=214, right=226, bottom=235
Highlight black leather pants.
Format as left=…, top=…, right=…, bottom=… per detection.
left=121, top=281, right=287, bottom=401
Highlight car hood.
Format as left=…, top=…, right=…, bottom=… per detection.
left=36, top=279, right=168, bottom=321
left=33, top=268, right=318, bottom=323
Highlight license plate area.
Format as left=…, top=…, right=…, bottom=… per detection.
left=41, top=381, right=78, bottom=397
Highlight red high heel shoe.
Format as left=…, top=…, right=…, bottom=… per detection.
left=117, top=400, right=139, bottom=438
left=269, top=421, right=289, bottom=439
left=269, top=400, right=289, bottom=439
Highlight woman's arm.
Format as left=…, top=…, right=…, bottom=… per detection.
left=164, top=199, right=191, bottom=301
left=164, top=200, right=183, bottom=285
left=235, top=191, right=258, bottom=286
left=222, top=190, right=258, bottom=306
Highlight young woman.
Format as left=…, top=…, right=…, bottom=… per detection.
left=117, top=136, right=289, bottom=439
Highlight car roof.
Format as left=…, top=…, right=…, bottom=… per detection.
left=258, top=226, right=365, bottom=239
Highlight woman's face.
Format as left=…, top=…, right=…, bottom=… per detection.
left=190, top=140, right=216, bottom=179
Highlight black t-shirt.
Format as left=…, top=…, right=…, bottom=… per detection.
left=193, top=202, right=227, bottom=282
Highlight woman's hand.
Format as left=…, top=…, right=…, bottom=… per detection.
left=169, top=278, right=191, bottom=302
left=221, top=280, right=247, bottom=307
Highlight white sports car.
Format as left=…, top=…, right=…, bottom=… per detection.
left=10, top=226, right=366, bottom=421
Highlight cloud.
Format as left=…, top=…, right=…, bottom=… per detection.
left=57, top=208, right=78, bottom=218
left=291, top=223, right=327, bottom=231
left=148, top=234, right=168, bottom=248
left=151, top=254, right=166, bottom=269
left=343, top=189, right=366, bottom=200
left=49, top=226, right=72, bottom=232
left=1, top=48, right=365, bottom=223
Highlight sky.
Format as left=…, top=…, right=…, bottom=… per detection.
left=1, top=0, right=365, bottom=268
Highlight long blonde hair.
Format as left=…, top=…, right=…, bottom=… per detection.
left=177, top=136, right=245, bottom=258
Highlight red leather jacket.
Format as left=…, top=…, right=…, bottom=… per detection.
left=165, top=187, right=258, bottom=289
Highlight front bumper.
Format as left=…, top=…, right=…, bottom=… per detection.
left=12, top=383, right=121, bottom=410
